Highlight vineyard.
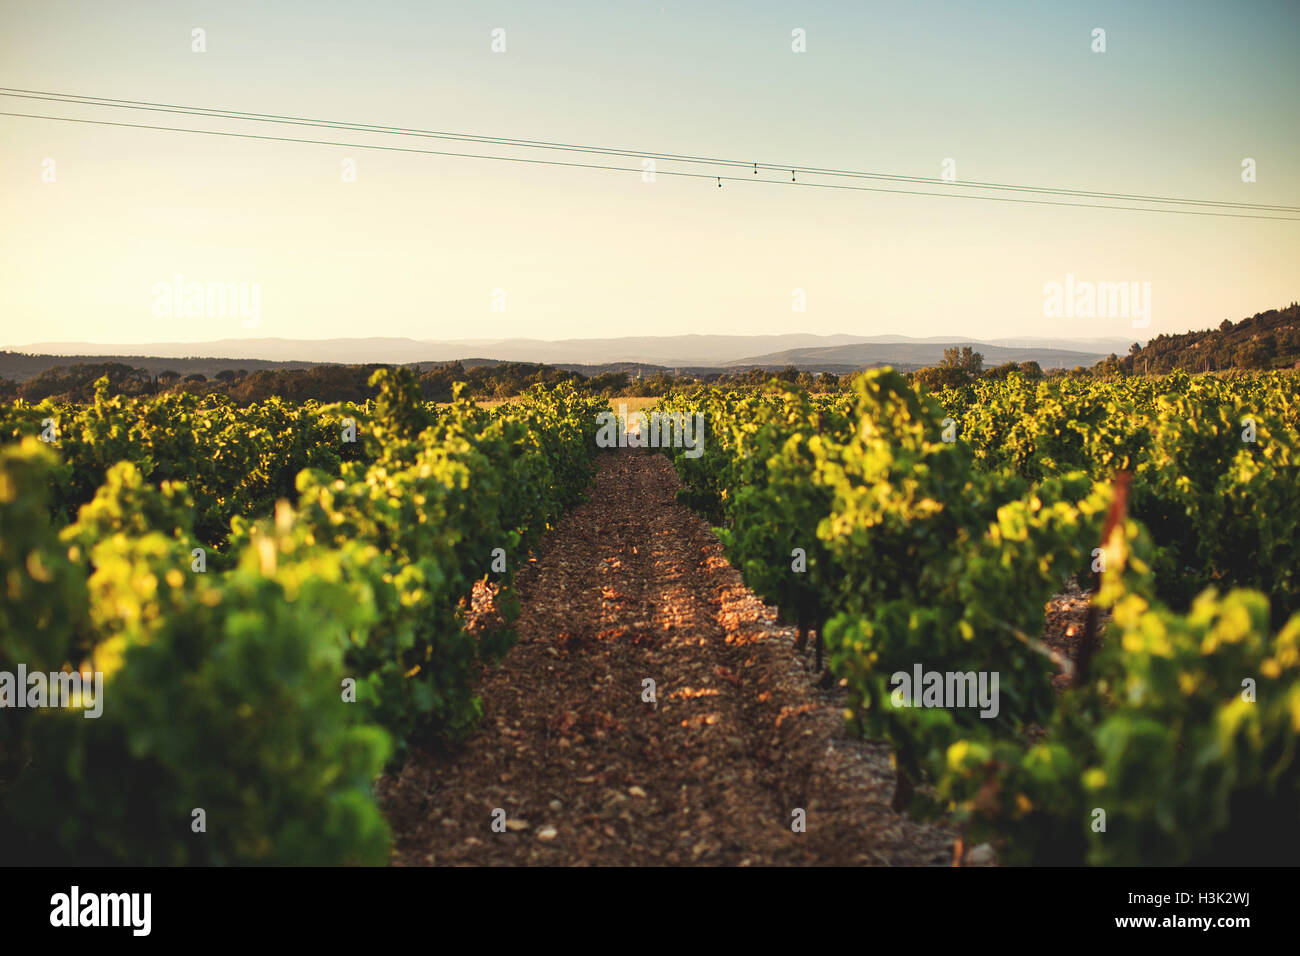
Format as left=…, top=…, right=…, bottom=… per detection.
left=1, top=367, right=1297, bottom=865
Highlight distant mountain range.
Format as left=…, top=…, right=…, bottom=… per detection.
left=6, top=333, right=1132, bottom=373
left=726, top=340, right=1111, bottom=372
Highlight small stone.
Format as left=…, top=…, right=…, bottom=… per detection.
left=537, top=826, right=558, bottom=841
left=968, top=843, right=996, bottom=865
left=549, top=799, right=563, bottom=811
left=628, top=785, right=647, bottom=798
left=505, top=819, right=529, bottom=832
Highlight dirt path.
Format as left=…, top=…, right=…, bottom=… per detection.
left=379, top=450, right=954, bottom=865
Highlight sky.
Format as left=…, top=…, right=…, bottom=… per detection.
left=1, top=0, right=1298, bottom=348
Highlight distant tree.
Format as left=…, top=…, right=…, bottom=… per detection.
left=18, top=361, right=151, bottom=402
left=588, top=371, right=631, bottom=395
left=1098, top=353, right=1128, bottom=377
left=215, top=369, right=238, bottom=382
left=941, top=346, right=984, bottom=376
left=184, top=373, right=207, bottom=383
left=914, top=346, right=984, bottom=391
left=1220, top=319, right=1234, bottom=332
left=1234, top=344, right=1271, bottom=370
left=982, top=361, right=1018, bottom=382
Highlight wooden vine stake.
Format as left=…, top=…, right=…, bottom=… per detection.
left=1076, top=471, right=1131, bottom=685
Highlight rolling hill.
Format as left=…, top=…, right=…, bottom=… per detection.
left=727, top=341, right=1108, bottom=372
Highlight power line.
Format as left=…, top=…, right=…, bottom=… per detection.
left=4, top=106, right=1299, bottom=221
left=5, top=87, right=1297, bottom=214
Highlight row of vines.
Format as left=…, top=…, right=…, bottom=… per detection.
left=0, top=369, right=607, bottom=864
left=648, top=369, right=1300, bottom=864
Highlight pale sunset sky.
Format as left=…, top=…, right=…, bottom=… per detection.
left=1, top=0, right=1297, bottom=347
